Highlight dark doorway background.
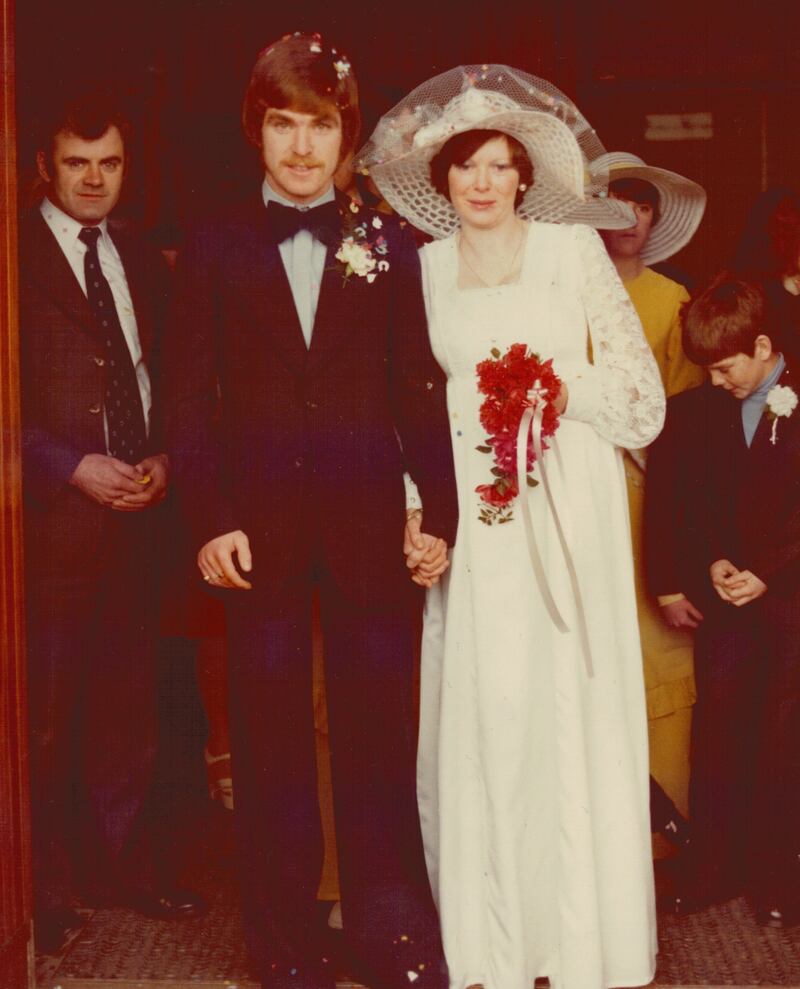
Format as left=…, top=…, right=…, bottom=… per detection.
left=15, top=0, right=800, bottom=284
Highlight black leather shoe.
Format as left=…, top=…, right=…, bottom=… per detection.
left=754, top=901, right=800, bottom=929
left=650, top=777, right=693, bottom=849
left=657, top=885, right=709, bottom=916
left=35, top=906, right=86, bottom=954
left=261, top=960, right=335, bottom=989
left=125, top=885, right=208, bottom=920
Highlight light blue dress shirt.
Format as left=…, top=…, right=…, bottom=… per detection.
left=742, top=353, right=785, bottom=447
left=261, top=180, right=336, bottom=348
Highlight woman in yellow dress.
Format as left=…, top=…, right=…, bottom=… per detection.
left=598, top=153, right=707, bottom=854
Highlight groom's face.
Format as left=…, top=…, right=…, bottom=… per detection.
left=261, top=104, right=343, bottom=204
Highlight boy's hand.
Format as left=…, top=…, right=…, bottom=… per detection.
left=723, top=569, right=767, bottom=607
left=710, top=559, right=739, bottom=603
left=661, top=597, right=704, bottom=629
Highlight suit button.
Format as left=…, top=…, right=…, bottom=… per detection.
left=89, top=403, right=101, bottom=414
left=306, top=400, right=318, bottom=410
left=294, top=457, right=303, bottom=468
left=94, top=356, right=106, bottom=367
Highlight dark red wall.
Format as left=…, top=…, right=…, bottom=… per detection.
left=16, top=0, right=800, bottom=282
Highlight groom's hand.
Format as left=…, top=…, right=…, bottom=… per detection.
left=404, top=514, right=449, bottom=587
left=198, top=530, right=253, bottom=590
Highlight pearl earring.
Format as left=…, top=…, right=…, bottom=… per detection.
left=519, top=183, right=528, bottom=192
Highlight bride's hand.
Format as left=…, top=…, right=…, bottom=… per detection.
left=404, top=514, right=449, bottom=586
left=552, top=382, right=569, bottom=415
left=411, top=537, right=450, bottom=587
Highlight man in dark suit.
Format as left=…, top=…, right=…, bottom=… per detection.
left=164, top=33, right=457, bottom=989
left=19, top=96, right=203, bottom=954
left=646, top=273, right=800, bottom=926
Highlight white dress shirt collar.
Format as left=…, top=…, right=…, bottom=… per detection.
left=260, top=181, right=336, bottom=348
left=40, top=197, right=113, bottom=249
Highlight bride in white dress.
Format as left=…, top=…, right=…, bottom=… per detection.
left=358, top=68, right=664, bottom=989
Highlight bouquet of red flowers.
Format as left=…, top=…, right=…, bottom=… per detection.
left=475, top=343, right=562, bottom=524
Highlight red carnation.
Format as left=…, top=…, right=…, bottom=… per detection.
left=474, top=344, right=562, bottom=525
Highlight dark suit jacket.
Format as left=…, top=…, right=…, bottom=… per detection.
left=645, top=364, right=800, bottom=613
left=163, top=195, right=458, bottom=608
left=18, top=208, right=170, bottom=571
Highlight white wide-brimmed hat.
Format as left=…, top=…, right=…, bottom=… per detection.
left=355, top=65, right=635, bottom=239
left=593, top=152, right=707, bottom=265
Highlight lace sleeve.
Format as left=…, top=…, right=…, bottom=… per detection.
left=562, top=225, right=665, bottom=449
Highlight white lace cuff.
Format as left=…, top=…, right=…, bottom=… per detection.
left=559, top=363, right=601, bottom=424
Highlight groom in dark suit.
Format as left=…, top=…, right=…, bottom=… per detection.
left=646, top=274, right=800, bottom=925
left=19, top=96, right=204, bottom=954
left=163, top=33, right=457, bottom=989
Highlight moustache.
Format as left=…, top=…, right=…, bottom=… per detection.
left=283, top=158, right=324, bottom=169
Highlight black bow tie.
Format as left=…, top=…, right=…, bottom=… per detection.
left=267, top=199, right=340, bottom=246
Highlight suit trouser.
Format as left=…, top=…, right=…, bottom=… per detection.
left=26, top=510, right=159, bottom=912
left=225, top=570, right=446, bottom=989
left=690, top=595, right=800, bottom=902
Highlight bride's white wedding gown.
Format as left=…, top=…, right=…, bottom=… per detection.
left=417, top=222, right=663, bottom=989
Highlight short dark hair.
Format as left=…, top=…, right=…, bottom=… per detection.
left=766, top=195, right=800, bottom=278
left=429, top=129, right=534, bottom=209
left=682, top=272, right=768, bottom=365
left=608, top=177, right=661, bottom=226
left=733, top=188, right=800, bottom=279
left=37, top=93, right=131, bottom=166
left=242, top=33, right=360, bottom=161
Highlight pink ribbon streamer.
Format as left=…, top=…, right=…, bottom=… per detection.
left=516, top=402, right=595, bottom=678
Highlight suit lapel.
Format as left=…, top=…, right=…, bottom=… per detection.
left=109, top=225, right=155, bottom=360
left=307, top=193, right=371, bottom=377
left=227, top=206, right=309, bottom=377
left=748, top=363, right=796, bottom=460
left=307, top=243, right=356, bottom=376
left=21, top=211, right=100, bottom=342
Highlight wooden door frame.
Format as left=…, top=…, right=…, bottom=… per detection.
left=0, top=0, right=35, bottom=985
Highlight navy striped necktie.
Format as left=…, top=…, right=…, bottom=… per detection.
left=79, top=226, right=146, bottom=463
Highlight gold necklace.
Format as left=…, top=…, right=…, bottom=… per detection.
left=458, top=222, right=526, bottom=287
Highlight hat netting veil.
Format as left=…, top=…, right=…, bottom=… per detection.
left=356, top=65, right=633, bottom=238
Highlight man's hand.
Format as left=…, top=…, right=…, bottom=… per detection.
left=70, top=453, right=149, bottom=508
left=113, top=454, right=169, bottom=510
left=198, top=530, right=253, bottom=590
left=404, top=513, right=449, bottom=588
left=661, top=597, right=704, bottom=629
left=722, top=569, right=767, bottom=607
left=709, top=558, right=740, bottom=603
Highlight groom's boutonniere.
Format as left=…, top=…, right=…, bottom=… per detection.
left=765, top=384, right=798, bottom=445
left=334, top=202, right=390, bottom=285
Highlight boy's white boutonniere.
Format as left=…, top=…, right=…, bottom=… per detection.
left=334, top=204, right=390, bottom=285
left=765, top=384, right=798, bottom=445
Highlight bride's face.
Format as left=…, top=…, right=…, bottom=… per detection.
left=447, top=135, right=520, bottom=230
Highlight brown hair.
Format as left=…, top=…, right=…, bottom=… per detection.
left=38, top=93, right=132, bottom=167
left=242, top=33, right=361, bottom=161
left=608, top=177, right=661, bottom=226
left=429, top=129, right=533, bottom=208
left=682, top=272, right=768, bottom=365
left=768, top=196, right=800, bottom=278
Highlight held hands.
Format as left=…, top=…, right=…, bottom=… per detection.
left=198, top=530, right=253, bottom=590
left=70, top=452, right=169, bottom=511
left=404, top=511, right=449, bottom=588
left=710, top=558, right=767, bottom=607
left=660, top=597, right=704, bottom=629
